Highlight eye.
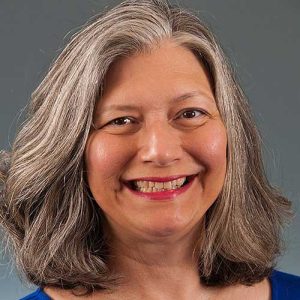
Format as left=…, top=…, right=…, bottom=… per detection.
left=178, top=109, right=206, bottom=119
left=174, top=108, right=209, bottom=128
left=99, top=116, right=139, bottom=134
left=106, top=116, right=136, bottom=126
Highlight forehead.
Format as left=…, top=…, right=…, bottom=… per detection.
left=97, top=41, right=215, bottom=112
left=104, top=41, right=212, bottom=90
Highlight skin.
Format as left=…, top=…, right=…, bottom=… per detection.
left=44, top=40, right=271, bottom=299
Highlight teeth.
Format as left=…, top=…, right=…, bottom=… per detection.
left=156, top=182, right=163, bottom=189
left=133, top=177, right=187, bottom=192
left=176, top=178, right=185, bottom=186
left=164, top=181, right=172, bottom=189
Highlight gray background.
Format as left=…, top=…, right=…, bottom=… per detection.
left=0, top=0, right=299, bottom=299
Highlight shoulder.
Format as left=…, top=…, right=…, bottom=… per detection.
left=270, top=270, right=300, bottom=300
left=19, top=288, right=51, bottom=300
left=21, top=287, right=113, bottom=300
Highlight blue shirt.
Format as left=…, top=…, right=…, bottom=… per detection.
left=20, top=270, right=300, bottom=300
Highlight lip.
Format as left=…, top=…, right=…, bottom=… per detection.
left=124, top=174, right=194, bottom=182
left=123, top=174, right=198, bottom=201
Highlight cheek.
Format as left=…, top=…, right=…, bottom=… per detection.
left=185, top=123, right=227, bottom=179
left=186, top=124, right=227, bottom=214
left=84, top=133, right=134, bottom=185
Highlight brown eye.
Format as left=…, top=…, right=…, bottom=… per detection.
left=100, top=116, right=140, bottom=134
left=180, top=109, right=205, bottom=119
left=107, top=117, right=135, bottom=126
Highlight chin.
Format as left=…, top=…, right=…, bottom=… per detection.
left=139, top=217, right=199, bottom=239
left=145, top=226, right=180, bottom=238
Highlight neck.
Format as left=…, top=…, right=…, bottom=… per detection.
left=107, top=222, right=212, bottom=300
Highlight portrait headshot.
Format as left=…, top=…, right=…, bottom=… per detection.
left=0, top=0, right=299, bottom=299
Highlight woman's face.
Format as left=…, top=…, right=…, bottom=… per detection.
left=84, top=41, right=227, bottom=242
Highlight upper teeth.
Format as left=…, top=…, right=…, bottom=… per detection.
left=134, top=177, right=186, bottom=192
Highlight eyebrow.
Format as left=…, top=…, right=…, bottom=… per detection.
left=100, top=90, right=214, bottom=113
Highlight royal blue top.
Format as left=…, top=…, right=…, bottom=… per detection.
left=20, top=270, right=300, bottom=300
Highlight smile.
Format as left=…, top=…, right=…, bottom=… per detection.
left=133, top=176, right=189, bottom=192
left=123, top=174, right=198, bottom=200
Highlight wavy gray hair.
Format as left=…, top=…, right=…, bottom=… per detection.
left=0, top=0, right=291, bottom=296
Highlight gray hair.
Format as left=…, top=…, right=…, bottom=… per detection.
left=0, top=0, right=291, bottom=296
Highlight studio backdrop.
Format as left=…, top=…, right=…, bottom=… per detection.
left=0, top=1, right=299, bottom=299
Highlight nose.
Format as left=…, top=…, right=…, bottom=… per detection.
left=138, top=121, right=183, bottom=167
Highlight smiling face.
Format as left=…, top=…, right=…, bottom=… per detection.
left=84, top=41, right=227, bottom=243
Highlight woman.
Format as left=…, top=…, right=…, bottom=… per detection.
left=1, top=0, right=299, bottom=299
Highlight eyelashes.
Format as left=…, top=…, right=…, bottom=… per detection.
left=95, top=108, right=210, bottom=135
left=107, top=116, right=137, bottom=126
left=105, top=109, right=208, bottom=127
left=179, top=109, right=206, bottom=119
